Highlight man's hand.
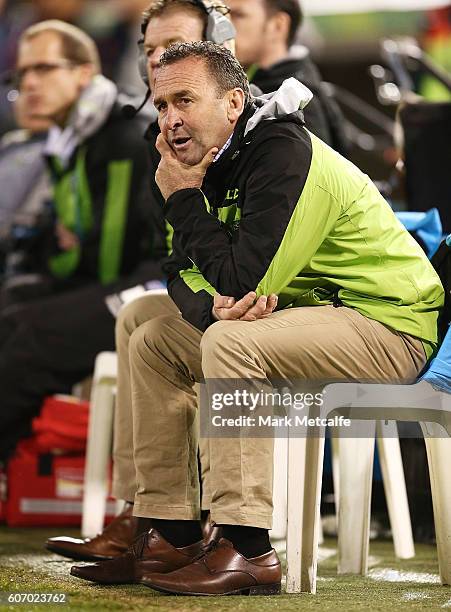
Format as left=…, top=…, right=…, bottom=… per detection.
left=155, top=134, right=218, bottom=201
left=213, top=291, right=278, bottom=322
left=55, top=222, right=79, bottom=251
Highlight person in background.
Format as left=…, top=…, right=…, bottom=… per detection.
left=227, top=0, right=349, bottom=154
left=0, top=20, right=162, bottom=462
left=0, top=0, right=149, bottom=135
left=8, top=19, right=151, bottom=296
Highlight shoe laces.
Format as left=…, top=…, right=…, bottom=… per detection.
left=193, top=538, right=219, bottom=562
left=129, top=531, right=149, bottom=559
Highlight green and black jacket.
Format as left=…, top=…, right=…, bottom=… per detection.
left=45, top=102, right=154, bottom=285
left=163, top=80, right=443, bottom=354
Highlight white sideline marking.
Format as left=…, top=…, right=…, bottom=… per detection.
left=4, top=554, right=73, bottom=578
left=368, top=568, right=441, bottom=584
left=402, top=592, right=431, bottom=601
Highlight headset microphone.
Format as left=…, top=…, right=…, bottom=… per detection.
left=121, top=88, right=151, bottom=119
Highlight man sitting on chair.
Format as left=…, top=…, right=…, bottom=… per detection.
left=68, top=42, right=442, bottom=596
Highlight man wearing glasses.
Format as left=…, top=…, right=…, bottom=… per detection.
left=0, top=21, right=159, bottom=462
left=14, top=28, right=95, bottom=127
left=12, top=19, right=152, bottom=285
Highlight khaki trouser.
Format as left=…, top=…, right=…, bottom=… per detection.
left=113, top=300, right=425, bottom=529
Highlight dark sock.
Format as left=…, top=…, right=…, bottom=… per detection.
left=200, top=509, right=210, bottom=524
left=136, top=517, right=153, bottom=536
left=151, top=519, right=203, bottom=548
left=219, top=525, right=271, bottom=558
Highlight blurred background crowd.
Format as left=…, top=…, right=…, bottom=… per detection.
left=0, top=0, right=451, bottom=208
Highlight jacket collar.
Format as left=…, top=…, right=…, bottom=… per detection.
left=44, top=75, right=117, bottom=168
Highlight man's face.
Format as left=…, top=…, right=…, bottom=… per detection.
left=154, top=57, right=239, bottom=166
left=17, top=32, right=93, bottom=126
left=144, top=8, right=204, bottom=90
left=14, top=94, right=51, bottom=133
left=227, top=0, right=269, bottom=68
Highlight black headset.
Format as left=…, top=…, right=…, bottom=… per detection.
left=138, top=0, right=236, bottom=87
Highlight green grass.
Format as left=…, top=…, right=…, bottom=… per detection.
left=0, top=527, right=450, bottom=611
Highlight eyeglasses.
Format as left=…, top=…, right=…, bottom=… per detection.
left=6, top=61, right=78, bottom=88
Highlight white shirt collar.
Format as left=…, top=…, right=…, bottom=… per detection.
left=213, top=132, right=233, bottom=163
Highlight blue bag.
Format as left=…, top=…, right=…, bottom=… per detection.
left=396, top=208, right=442, bottom=258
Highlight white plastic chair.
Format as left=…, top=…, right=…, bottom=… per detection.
left=286, top=379, right=451, bottom=593
left=334, top=420, right=415, bottom=570
left=81, top=351, right=118, bottom=538
left=272, top=437, right=327, bottom=546
left=82, top=356, right=416, bottom=553
left=81, top=289, right=169, bottom=537
left=272, top=423, right=415, bottom=561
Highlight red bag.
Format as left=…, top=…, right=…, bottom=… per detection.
left=30, top=395, right=90, bottom=454
left=5, top=445, right=117, bottom=527
left=5, top=395, right=116, bottom=527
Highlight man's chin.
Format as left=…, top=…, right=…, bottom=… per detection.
left=27, top=106, right=57, bottom=122
left=175, top=151, right=202, bottom=166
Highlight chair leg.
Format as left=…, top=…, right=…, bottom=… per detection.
left=376, top=420, right=415, bottom=559
left=81, top=380, right=115, bottom=538
left=330, top=430, right=340, bottom=516
left=286, top=431, right=325, bottom=594
left=421, top=422, right=451, bottom=585
left=338, top=421, right=376, bottom=575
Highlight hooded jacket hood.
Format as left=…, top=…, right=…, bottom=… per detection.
left=209, top=77, right=312, bottom=172
left=244, top=77, right=313, bottom=136
left=44, top=76, right=155, bottom=167
left=44, top=75, right=117, bottom=166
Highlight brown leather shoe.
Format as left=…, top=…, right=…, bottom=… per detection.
left=45, top=502, right=138, bottom=561
left=141, top=538, right=282, bottom=596
left=70, top=529, right=203, bottom=584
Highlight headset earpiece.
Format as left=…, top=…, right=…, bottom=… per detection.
left=204, top=5, right=236, bottom=44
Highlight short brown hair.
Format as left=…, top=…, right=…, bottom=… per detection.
left=263, top=0, right=302, bottom=47
left=142, top=0, right=208, bottom=38
left=19, top=20, right=101, bottom=74
left=159, top=41, right=251, bottom=103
